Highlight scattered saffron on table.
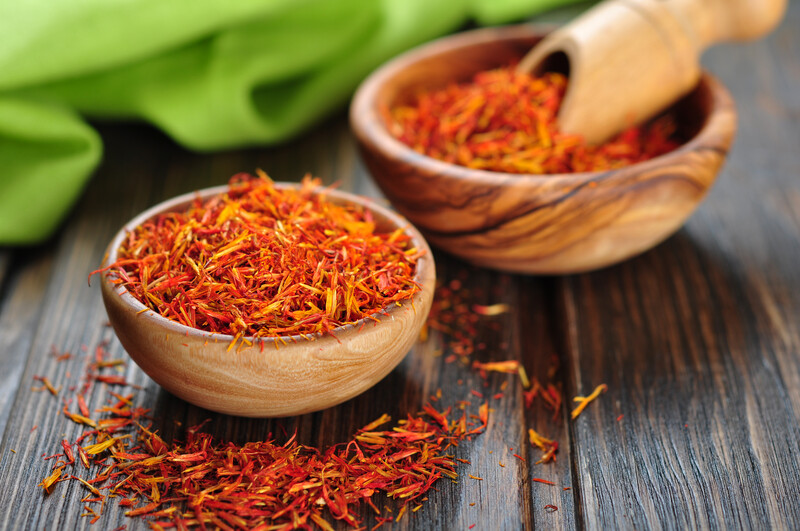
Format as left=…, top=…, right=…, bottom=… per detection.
left=524, top=379, right=563, bottom=421
left=94, top=172, right=422, bottom=345
left=40, top=340, right=488, bottom=528
left=386, top=67, right=678, bottom=174
left=38, top=466, right=63, bottom=493
left=532, top=478, right=556, bottom=486
left=52, top=347, right=73, bottom=362
left=472, top=360, right=519, bottom=376
left=423, top=276, right=479, bottom=359
left=528, top=428, right=558, bottom=465
left=571, top=384, right=608, bottom=420
left=517, top=365, right=531, bottom=389
left=544, top=504, right=559, bottom=512
left=472, top=303, right=510, bottom=316
left=32, top=375, right=59, bottom=396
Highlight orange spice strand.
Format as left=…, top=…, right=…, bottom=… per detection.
left=94, top=172, right=421, bottom=343
left=571, top=384, right=608, bottom=420
left=528, top=428, right=558, bottom=465
left=388, top=67, right=678, bottom=174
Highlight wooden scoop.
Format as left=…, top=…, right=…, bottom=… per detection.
left=518, top=0, right=786, bottom=144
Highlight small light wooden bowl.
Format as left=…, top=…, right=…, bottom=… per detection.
left=99, top=184, right=435, bottom=417
left=350, top=25, right=737, bottom=274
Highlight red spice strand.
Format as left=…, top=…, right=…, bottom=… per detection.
left=93, top=173, right=421, bottom=342
left=388, top=67, right=678, bottom=174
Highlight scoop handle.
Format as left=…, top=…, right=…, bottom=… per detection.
left=672, top=0, right=786, bottom=46
left=518, top=0, right=786, bottom=144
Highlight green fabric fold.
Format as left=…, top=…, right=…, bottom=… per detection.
left=0, top=0, right=581, bottom=244
left=0, top=99, right=100, bottom=244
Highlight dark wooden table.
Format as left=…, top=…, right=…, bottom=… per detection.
left=1, top=6, right=798, bottom=530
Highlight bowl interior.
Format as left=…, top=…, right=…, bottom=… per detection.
left=103, top=182, right=433, bottom=345
left=372, top=26, right=709, bottom=158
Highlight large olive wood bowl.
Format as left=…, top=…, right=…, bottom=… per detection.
left=99, top=184, right=435, bottom=417
left=350, top=26, right=737, bottom=274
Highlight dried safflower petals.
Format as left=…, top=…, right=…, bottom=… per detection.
left=93, top=172, right=421, bottom=343
left=387, top=67, right=677, bottom=174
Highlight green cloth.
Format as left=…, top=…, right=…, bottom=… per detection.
left=0, top=0, right=578, bottom=244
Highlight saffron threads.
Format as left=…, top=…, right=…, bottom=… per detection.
left=472, top=303, right=510, bottom=316
left=424, top=266, right=610, bottom=478
left=472, top=360, right=520, bottom=375
left=528, top=428, right=558, bottom=465
left=41, top=341, right=488, bottom=529
left=524, top=379, right=563, bottom=421
left=32, top=375, right=59, bottom=396
left=544, top=504, right=559, bottom=512
left=571, top=384, right=608, bottom=420
left=532, top=478, right=556, bottom=486
left=423, top=277, right=480, bottom=359
left=388, top=67, right=678, bottom=174
left=94, top=172, right=422, bottom=344
left=39, top=466, right=64, bottom=493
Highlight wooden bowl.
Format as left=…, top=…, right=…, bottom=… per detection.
left=99, top=184, right=435, bottom=417
left=350, top=25, right=737, bottom=274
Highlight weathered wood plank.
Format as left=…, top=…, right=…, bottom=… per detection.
left=0, top=117, right=545, bottom=529
left=0, top=252, right=8, bottom=286
left=564, top=5, right=800, bottom=529
left=519, top=277, right=578, bottom=530
left=0, top=250, right=53, bottom=436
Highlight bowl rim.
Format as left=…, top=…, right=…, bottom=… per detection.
left=99, top=181, right=434, bottom=347
left=350, top=23, right=734, bottom=186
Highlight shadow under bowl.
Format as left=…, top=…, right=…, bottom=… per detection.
left=99, top=184, right=435, bottom=417
left=350, top=25, right=737, bottom=274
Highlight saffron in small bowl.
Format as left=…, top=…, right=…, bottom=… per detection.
left=97, top=173, right=435, bottom=417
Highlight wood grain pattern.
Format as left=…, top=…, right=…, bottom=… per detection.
left=0, top=4, right=797, bottom=529
left=560, top=4, right=800, bottom=528
left=350, top=26, right=737, bottom=274
left=0, top=250, right=53, bottom=436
